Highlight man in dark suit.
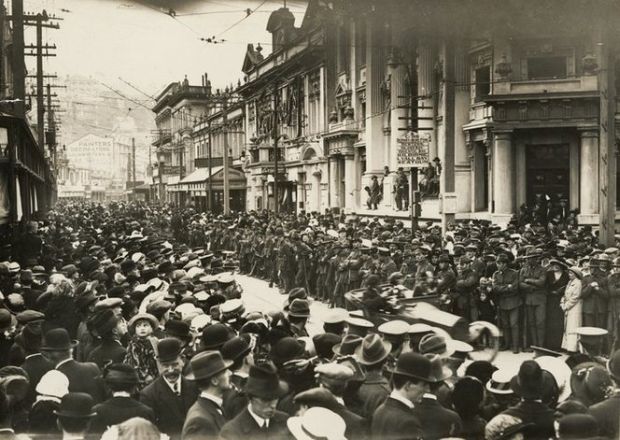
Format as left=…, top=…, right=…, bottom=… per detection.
left=182, top=350, right=233, bottom=440
left=91, top=363, right=155, bottom=433
left=19, top=323, right=53, bottom=407
left=86, top=309, right=127, bottom=369
left=40, top=328, right=105, bottom=403
left=140, top=338, right=198, bottom=439
left=589, top=349, right=620, bottom=438
left=371, top=352, right=432, bottom=440
left=412, top=355, right=462, bottom=440
left=219, top=362, right=289, bottom=440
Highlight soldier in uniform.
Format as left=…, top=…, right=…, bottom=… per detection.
left=492, top=253, right=521, bottom=353
left=454, top=256, right=480, bottom=321
left=608, top=257, right=620, bottom=350
left=436, top=254, right=456, bottom=297
left=519, top=248, right=548, bottom=349
left=278, top=234, right=297, bottom=294
left=378, top=248, right=398, bottom=282
left=345, top=243, right=364, bottom=292
left=582, top=254, right=611, bottom=329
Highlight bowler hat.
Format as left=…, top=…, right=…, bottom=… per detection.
left=200, top=323, right=234, bottom=350
left=293, top=387, right=339, bottom=411
left=288, top=299, right=310, bottom=318
left=40, top=328, right=77, bottom=352
left=54, top=392, right=96, bottom=418
left=354, top=334, right=391, bottom=366
left=389, top=351, right=432, bottom=382
left=221, top=335, right=251, bottom=362
left=165, top=319, right=192, bottom=342
left=103, top=363, right=139, bottom=385
left=244, top=361, right=288, bottom=400
left=511, top=360, right=545, bottom=399
left=157, top=337, right=183, bottom=362
left=0, top=309, right=16, bottom=331
left=558, top=414, right=599, bottom=440
left=185, top=350, right=232, bottom=381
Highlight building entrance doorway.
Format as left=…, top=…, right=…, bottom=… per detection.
left=526, top=144, right=570, bottom=210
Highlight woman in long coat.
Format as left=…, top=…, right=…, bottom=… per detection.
left=561, top=266, right=583, bottom=352
left=546, top=260, right=569, bottom=350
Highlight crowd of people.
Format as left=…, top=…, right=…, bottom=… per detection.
left=0, top=201, right=619, bottom=439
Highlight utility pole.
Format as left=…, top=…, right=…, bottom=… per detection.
left=207, top=122, right=213, bottom=210
left=11, top=0, right=24, bottom=117
left=222, top=95, right=230, bottom=214
left=133, top=142, right=137, bottom=187
left=46, top=83, right=56, bottom=167
left=598, top=30, right=617, bottom=246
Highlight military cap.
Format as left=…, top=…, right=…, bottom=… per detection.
left=378, top=320, right=409, bottom=337
left=324, top=307, right=348, bottom=324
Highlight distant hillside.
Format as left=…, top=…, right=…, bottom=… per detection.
left=54, top=74, right=156, bottom=147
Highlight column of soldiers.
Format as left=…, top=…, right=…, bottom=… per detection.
left=1, top=202, right=620, bottom=439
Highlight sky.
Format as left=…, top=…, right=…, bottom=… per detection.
left=21, top=0, right=308, bottom=99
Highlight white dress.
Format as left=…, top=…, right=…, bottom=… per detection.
left=561, top=278, right=582, bottom=352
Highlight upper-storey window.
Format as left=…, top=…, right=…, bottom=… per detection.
left=527, top=56, right=567, bottom=80
left=475, top=66, right=491, bottom=101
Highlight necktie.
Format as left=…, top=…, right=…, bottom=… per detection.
left=173, top=382, right=180, bottom=396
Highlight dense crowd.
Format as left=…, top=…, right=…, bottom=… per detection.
left=0, top=202, right=619, bottom=439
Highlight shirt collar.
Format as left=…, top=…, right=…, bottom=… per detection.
left=113, top=391, right=131, bottom=398
left=56, top=358, right=73, bottom=369
left=200, top=391, right=223, bottom=408
left=423, top=393, right=437, bottom=400
left=390, top=390, right=414, bottom=409
left=248, top=404, right=269, bottom=428
left=164, top=376, right=182, bottom=394
left=25, top=353, right=40, bottom=360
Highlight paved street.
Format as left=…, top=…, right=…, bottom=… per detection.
left=237, top=273, right=533, bottom=373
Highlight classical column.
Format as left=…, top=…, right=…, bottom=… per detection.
left=329, top=158, right=341, bottom=208
left=492, top=131, right=515, bottom=215
left=389, top=50, right=408, bottom=169
left=344, top=154, right=356, bottom=210
left=579, top=129, right=599, bottom=215
left=364, top=15, right=386, bottom=174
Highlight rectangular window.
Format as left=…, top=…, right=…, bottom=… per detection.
left=527, top=56, right=567, bottom=80
left=475, top=66, right=491, bottom=101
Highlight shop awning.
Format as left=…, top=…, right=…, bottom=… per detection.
left=178, top=166, right=224, bottom=184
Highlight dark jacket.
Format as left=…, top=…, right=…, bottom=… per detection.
left=219, top=407, right=289, bottom=440
left=502, top=400, right=555, bottom=440
left=28, top=398, right=59, bottom=434
left=371, top=396, right=424, bottom=440
left=56, top=358, right=105, bottom=403
left=357, top=369, right=390, bottom=420
left=332, top=400, right=368, bottom=440
left=413, top=396, right=462, bottom=440
left=87, top=339, right=127, bottom=369
left=492, top=268, right=521, bottom=310
left=182, top=396, right=227, bottom=440
left=140, top=376, right=198, bottom=438
left=92, top=395, right=155, bottom=433
left=588, top=392, right=620, bottom=439
left=20, top=353, right=53, bottom=406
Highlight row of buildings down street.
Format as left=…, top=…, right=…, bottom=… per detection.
left=150, top=0, right=620, bottom=236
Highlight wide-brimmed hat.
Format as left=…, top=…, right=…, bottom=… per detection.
left=54, top=392, right=96, bottom=418
left=332, top=334, right=363, bottom=357
left=567, top=266, right=583, bottom=279
left=156, top=337, right=183, bottom=363
left=185, top=350, right=233, bottom=381
left=355, top=334, right=391, bottom=366
left=288, top=299, right=310, bottom=318
left=418, top=333, right=455, bottom=358
left=40, top=328, right=78, bottom=352
left=88, top=309, right=119, bottom=338
left=287, top=407, right=346, bottom=440
left=244, top=361, right=288, bottom=400
left=283, top=287, right=308, bottom=310
left=127, top=313, right=158, bottom=332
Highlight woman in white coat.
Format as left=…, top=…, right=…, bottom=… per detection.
left=561, top=266, right=583, bottom=352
